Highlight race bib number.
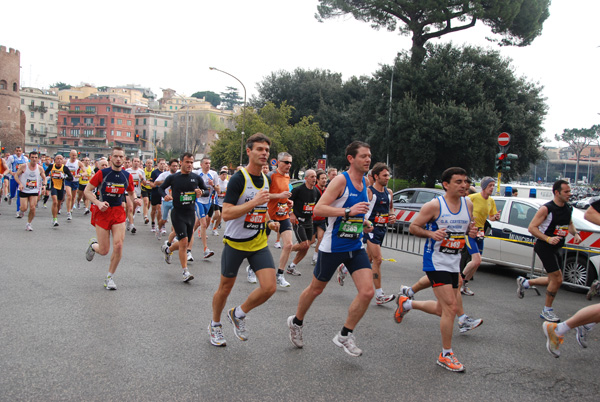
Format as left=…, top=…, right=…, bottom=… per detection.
left=51, top=171, right=63, bottom=179
left=81, top=174, right=90, bottom=181
left=337, top=218, right=364, bottom=239
left=276, top=202, right=288, bottom=216
left=554, top=225, right=568, bottom=237
left=244, top=207, right=267, bottom=230
left=374, top=213, right=389, bottom=227
left=439, top=232, right=466, bottom=254
left=133, top=179, right=140, bottom=187
left=180, top=191, right=196, bottom=205
left=303, top=202, right=315, bottom=214
left=26, top=179, right=37, bottom=189
left=105, top=182, right=125, bottom=195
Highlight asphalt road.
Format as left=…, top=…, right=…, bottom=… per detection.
left=1, top=200, right=599, bottom=401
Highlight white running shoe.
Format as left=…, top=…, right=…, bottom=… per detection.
left=104, top=276, right=117, bottom=290
left=277, top=274, right=291, bottom=288
left=183, top=270, right=194, bottom=282
left=204, top=249, right=214, bottom=259
left=246, top=265, right=257, bottom=284
left=187, top=251, right=194, bottom=262
left=86, top=238, right=97, bottom=261
left=287, top=315, right=304, bottom=348
left=375, top=294, right=396, bottom=305
left=274, top=241, right=282, bottom=249
left=209, top=324, right=226, bottom=347
left=286, top=264, right=301, bottom=276
left=67, top=212, right=72, bottom=221
left=332, top=332, right=362, bottom=357
left=161, top=244, right=172, bottom=264
left=311, top=254, right=317, bottom=265
left=25, top=223, right=33, bottom=231
left=212, top=230, right=219, bottom=236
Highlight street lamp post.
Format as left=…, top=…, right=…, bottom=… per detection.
left=209, top=67, right=246, bottom=166
left=323, top=132, right=329, bottom=168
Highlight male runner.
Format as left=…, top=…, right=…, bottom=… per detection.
left=84, top=147, right=141, bottom=290
left=286, top=169, right=319, bottom=276
left=210, top=168, right=229, bottom=235
left=460, top=176, right=500, bottom=296
left=267, top=152, right=294, bottom=287
left=6, top=146, right=29, bottom=215
left=395, top=167, right=475, bottom=372
left=149, top=159, right=166, bottom=232
left=363, top=162, right=397, bottom=305
left=542, top=199, right=600, bottom=357
left=517, top=179, right=581, bottom=322
left=45, top=154, right=74, bottom=227
left=287, top=141, right=374, bottom=357
left=0, top=155, right=10, bottom=205
left=156, top=159, right=179, bottom=240
left=326, top=167, right=338, bottom=185
left=159, top=153, right=208, bottom=282
left=76, top=156, right=94, bottom=215
left=142, top=158, right=154, bottom=224
left=125, top=157, right=146, bottom=234
left=13, top=151, right=46, bottom=230
left=64, top=150, right=84, bottom=220
left=193, top=157, right=218, bottom=259
left=209, top=133, right=280, bottom=347
left=311, top=169, right=328, bottom=265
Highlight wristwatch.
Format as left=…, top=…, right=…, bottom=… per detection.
left=344, top=207, right=351, bottom=220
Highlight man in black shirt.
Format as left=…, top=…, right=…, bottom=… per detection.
left=287, top=169, right=319, bottom=275
left=159, top=153, right=207, bottom=282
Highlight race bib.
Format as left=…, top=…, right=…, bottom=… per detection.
left=105, top=182, right=125, bottom=195
left=477, top=228, right=485, bottom=239
left=337, top=218, right=364, bottom=239
left=133, top=178, right=140, bottom=187
left=303, top=203, right=315, bottom=214
left=180, top=191, right=196, bottom=205
left=374, top=213, right=389, bottom=227
left=26, top=179, right=37, bottom=189
left=244, top=207, right=267, bottom=230
left=439, top=232, right=466, bottom=254
left=276, top=202, right=288, bottom=216
left=51, top=171, right=63, bottom=179
left=554, top=225, right=568, bottom=237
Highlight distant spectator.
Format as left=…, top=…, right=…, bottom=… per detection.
left=512, top=188, right=518, bottom=197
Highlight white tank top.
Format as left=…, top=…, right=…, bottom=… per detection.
left=19, top=164, right=43, bottom=194
left=65, top=159, right=79, bottom=180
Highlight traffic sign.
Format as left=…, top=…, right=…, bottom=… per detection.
left=498, top=132, right=511, bottom=147
left=270, top=158, right=277, bottom=166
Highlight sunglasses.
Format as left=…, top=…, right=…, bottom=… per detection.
left=279, top=160, right=292, bottom=165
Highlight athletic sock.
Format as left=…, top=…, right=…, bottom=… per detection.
left=407, top=287, right=415, bottom=298
left=106, top=273, right=112, bottom=278
left=289, top=262, right=296, bottom=269
left=442, top=348, right=453, bottom=357
left=277, top=269, right=284, bottom=275
left=555, top=322, right=570, bottom=336
left=293, top=316, right=303, bottom=327
left=403, top=299, right=413, bottom=311
left=375, top=288, right=384, bottom=297
left=523, top=280, right=530, bottom=289
left=234, top=305, right=246, bottom=319
left=458, top=314, right=467, bottom=324
left=341, top=326, right=352, bottom=337
left=211, top=321, right=221, bottom=327
left=543, top=306, right=553, bottom=312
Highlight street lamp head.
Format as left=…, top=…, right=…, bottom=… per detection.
left=209, top=67, right=216, bottom=70
left=323, top=132, right=329, bottom=139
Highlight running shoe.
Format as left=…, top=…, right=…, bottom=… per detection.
left=246, top=265, right=257, bottom=284
left=375, top=293, right=396, bottom=305
left=311, top=254, right=317, bottom=265
left=337, top=264, right=347, bottom=286
left=542, top=321, right=563, bottom=357
left=67, top=212, right=72, bottom=221
left=76, top=202, right=80, bottom=209
left=274, top=241, right=282, bottom=249
left=460, top=284, right=474, bottom=296
left=16, top=211, right=21, bottom=218
left=52, top=218, right=59, bottom=227
left=84, top=208, right=90, bottom=215
left=131, top=225, right=137, bottom=234
left=287, top=315, right=304, bottom=348
left=155, top=228, right=162, bottom=240
left=58, top=208, right=61, bottom=214
left=43, top=203, right=47, bottom=208
left=227, top=308, right=248, bottom=341
left=286, top=264, right=301, bottom=276
left=437, top=352, right=465, bottom=372
left=126, top=221, right=131, bottom=231
left=332, top=332, right=362, bottom=357
left=151, top=223, right=156, bottom=232
left=183, top=270, right=194, bottom=282
left=135, top=207, right=141, bottom=214
left=576, top=325, right=589, bottom=349
left=394, top=295, right=410, bottom=323
left=208, top=324, right=226, bottom=347
left=161, top=244, right=172, bottom=264
left=25, top=223, right=33, bottom=231
left=204, top=249, right=214, bottom=259
left=8, top=197, right=12, bottom=205
left=540, top=309, right=560, bottom=323
left=104, top=276, right=117, bottom=290
left=3, top=196, right=7, bottom=202
left=400, top=286, right=414, bottom=300
left=160, top=227, right=167, bottom=235
left=277, top=274, right=291, bottom=288
left=516, top=276, right=526, bottom=299
left=212, top=230, right=219, bottom=236
left=458, top=317, right=483, bottom=333
left=586, top=280, right=600, bottom=300
left=86, top=238, right=98, bottom=261
left=187, top=251, right=194, bottom=262
left=144, top=216, right=149, bottom=224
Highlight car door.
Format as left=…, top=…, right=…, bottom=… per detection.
left=482, top=199, right=506, bottom=262
left=499, top=200, right=540, bottom=268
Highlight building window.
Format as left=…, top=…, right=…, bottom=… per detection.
left=21, top=98, right=24, bottom=104
left=75, top=106, right=80, bottom=111
left=74, top=141, right=78, bottom=147
left=164, top=121, right=168, bottom=127
left=99, top=118, right=105, bottom=126
left=111, top=118, right=114, bottom=124
left=13, top=83, right=17, bottom=91
left=51, top=102, right=54, bottom=108
left=31, top=100, right=35, bottom=106
left=30, top=124, right=34, bottom=131
left=116, top=131, right=122, bottom=137
left=50, top=114, right=54, bottom=120
left=40, top=113, right=44, bottom=120
left=107, top=107, right=110, bottom=112
left=30, top=112, right=34, bottom=118
left=169, top=106, right=172, bottom=110
left=0, top=80, right=6, bottom=89
left=86, top=106, right=95, bottom=112
left=127, top=132, right=131, bottom=137
left=127, top=120, right=132, bottom=126
left=136, top=119, right=139, bottom=125
left=118, top=119, right=123, bottom=125
left=143, top=118, right=147, bottom=125
left=154, top=119, right=157, bottom=126
left=41, top=101, right=45, bottom=107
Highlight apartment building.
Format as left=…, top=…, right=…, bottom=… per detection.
left=20, top=87, right=59, bottom=153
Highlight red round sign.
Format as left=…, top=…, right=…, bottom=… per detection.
left=498, top=132, right=510, bottom=147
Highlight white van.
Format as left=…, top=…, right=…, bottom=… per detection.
left=496, top=184, right=553, bottom=200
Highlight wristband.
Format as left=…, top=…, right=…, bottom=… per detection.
left=546, top=236, right=551, bottom=243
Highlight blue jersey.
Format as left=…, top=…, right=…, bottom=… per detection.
left=319, top=172, right=369, bottom=253
left=368, top=185, right=391, bottom=228
left=8, top=154, right=28, bottom=173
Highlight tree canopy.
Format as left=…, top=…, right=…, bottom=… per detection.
left=316, top=0, right=551, bottom=64
left=555, top=125, right=599, bottom=184
left=220, top=87, right=243, bottom=110
left=51, top=82, right=71, bottom=90
left=192, top=91, right=221, bottom=108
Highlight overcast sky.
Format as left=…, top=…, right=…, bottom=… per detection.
left=2, top=1, right=598, bottom=146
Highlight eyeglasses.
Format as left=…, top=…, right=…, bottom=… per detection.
left=280, top=161, right=292, bottom=165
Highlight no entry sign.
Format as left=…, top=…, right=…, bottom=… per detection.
left=498, top=132, right=511, bottom=147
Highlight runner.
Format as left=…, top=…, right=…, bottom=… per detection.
left=516, top=179, right=581, bottom=322
left=142, top=158, right=154, bottom=224
left=209, top=133, right=280, bottom=347
left=125, top=157, right=146, bottom=234
left=64, top=150, right=84, bottom=220
left=13, top=151, right=46, bottom=230
left=192, top=157, right=218, bottom=260
left=84, top=146, right=141, bottom=290
left=363, top=162, right=397, bottom=305
left=6, top=146, right=29, bottom=215
left=0, top=156, right=9, bottom=208
left=287, top=141, right=374, bottom=357
left=286, top=169, right=319, bottom=276
left=44, top=154, right=74, bottom=227
left=310, top=169, right=328, bottom=265
left=76, top=156, right=94, bottom=215
left=267, top=152, right=294, bottom=287
left=159, top=153, right=208, bottom=282
left=394, top=167, right=476, bottom=372
left=156, top=159, right=179, bottom=240
left=210, top=168, right=229, bottom=236
left=149, top=159, right=166, bottom=233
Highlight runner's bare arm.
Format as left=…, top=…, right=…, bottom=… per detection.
left=313, top=174, right=369, bottom=218
left=222, top=189, right=270, bottom=222
left=527, top=206, right=559, bottom=244
left=409, top=199, right=445, bottom=240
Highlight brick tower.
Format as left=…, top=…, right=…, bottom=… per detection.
left=0, top=45, right=24, bottom=152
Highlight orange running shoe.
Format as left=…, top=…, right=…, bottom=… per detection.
left=394, top=295, right=410, bottom=323
left=542, top=322, right=564, bottom=358
left=437, top=352, right=465, bottom=372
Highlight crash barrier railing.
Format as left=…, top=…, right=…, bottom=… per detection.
left=382, top=221, right=598, bottom=291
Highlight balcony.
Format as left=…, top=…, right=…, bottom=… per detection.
left=82, top=132, right=106, bottom=140
left=28, top=105, right=48, bottom=113
left=28, top=129, right=47, bottom=137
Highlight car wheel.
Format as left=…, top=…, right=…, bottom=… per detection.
left=563, top=255, right=597, bottom=287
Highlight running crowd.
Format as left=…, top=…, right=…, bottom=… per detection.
left=1, top=135, right=599, bottom=373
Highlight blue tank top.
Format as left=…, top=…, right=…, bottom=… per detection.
left=319, top=172, right=369, bottom=253
left=368, top=185, right=391, bottom=228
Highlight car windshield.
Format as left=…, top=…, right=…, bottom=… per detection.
left=572, top=208, right=600, bottom=231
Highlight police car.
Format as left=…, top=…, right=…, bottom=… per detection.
left=482, top=196, right=600, bottom=289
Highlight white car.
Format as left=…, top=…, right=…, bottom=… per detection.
left=482, top=196, right=600, bottom=289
